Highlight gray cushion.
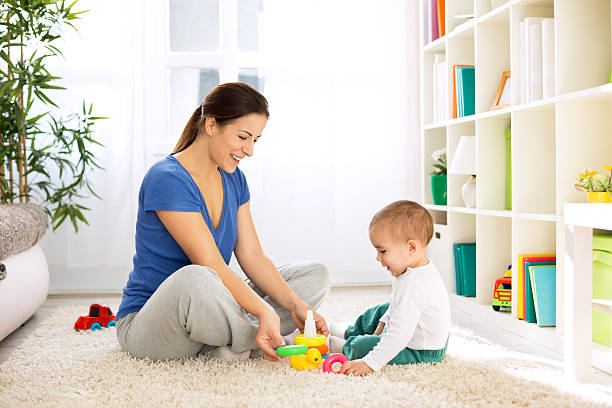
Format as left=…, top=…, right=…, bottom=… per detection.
left=0, top=203, right=47, bottom=262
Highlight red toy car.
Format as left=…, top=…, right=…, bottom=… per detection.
left=74, top=303, right=116, bottom=331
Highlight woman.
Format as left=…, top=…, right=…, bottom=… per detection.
left=116, top=82, right=330, bottom=362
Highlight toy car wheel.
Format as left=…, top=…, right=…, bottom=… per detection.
left=107, top=320, right=116, bottom=328
left=492, top=305, right=500, bottom=311
left=323, top=353, right=349, bottom=374
left=90, top=322, right=102, bottom=331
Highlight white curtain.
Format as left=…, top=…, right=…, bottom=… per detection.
left=238, top=0, right=421, bottom=283
left=42, top=0, right=420, bottom=292
left=38, top=0, right=143, bottom=293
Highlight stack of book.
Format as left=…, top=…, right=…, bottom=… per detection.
left=433, top=54, right=448, bottom=123
left=453, top=65, right=475, bottom=118
left=454, top=243, right=475, bottom=297
left=519, top=17, right=555, bottom=103
left=517, top=254, right=556, bottom=326
left=423, top=0, right=445, bottom=44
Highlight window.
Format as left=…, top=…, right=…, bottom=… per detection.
left=89, top=306, right=99, bottom=318
left=166, top=0, right=265, bottom=142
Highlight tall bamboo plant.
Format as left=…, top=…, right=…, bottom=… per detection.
left=0, top=0, right=105, bottom=232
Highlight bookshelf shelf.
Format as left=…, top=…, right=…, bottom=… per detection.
left=424, top=204, right=449, bottom=212
left=479, top=209, right=512, bottom=218
left=513, top=212, right=559, bottom=222
left=476, top=3, right=510, bottom=25
left=424, top=122, right=446, bottom=130
left=446, top=20, right=476, bottom=40
left=420, top=0, right=612, bottom=380
left=448, top=206, right=477, bottom=215
left=423, top=36, right=446, bottom=53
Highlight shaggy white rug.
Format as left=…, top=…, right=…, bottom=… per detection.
left=1, top=292, right=612, bottom=408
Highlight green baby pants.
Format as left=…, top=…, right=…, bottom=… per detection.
left=342, top=302, right=447, bottom=364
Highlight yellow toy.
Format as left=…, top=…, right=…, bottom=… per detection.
left=289, top=348, right=323, bottom=371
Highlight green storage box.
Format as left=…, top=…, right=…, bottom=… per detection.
left=593, top=233, right=612, bottom=347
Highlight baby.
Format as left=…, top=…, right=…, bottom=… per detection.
left=328, top=200, right=451, bottom=376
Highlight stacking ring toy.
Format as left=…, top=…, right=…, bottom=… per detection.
left=322, top=353, right=349, bottom=374
left=276, top=345, right=308, bottom=356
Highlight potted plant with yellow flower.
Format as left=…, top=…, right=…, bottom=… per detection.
left=430, top=148, right=447, bottom=205
left=575, top=166, right=612, bottom=203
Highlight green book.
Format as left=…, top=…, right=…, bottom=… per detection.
left=456, top=66, right=475, bottom=117
left=454, top=243, right=464, bottom=295
left=505, top=128, right=511, bottom=210
left=456, top=243, right=476, bottom=297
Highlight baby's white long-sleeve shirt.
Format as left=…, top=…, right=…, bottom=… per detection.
left=361, top=261, right=450, bottom=371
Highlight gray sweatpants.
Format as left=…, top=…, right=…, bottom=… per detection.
left=116, top=260, right=330, bottom=361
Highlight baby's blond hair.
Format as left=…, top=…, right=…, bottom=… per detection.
left=369, top=200, right=434, bottom=245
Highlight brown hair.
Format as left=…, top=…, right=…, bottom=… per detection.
left=369, top=200, right=434, bottom=245
left=173, top=82, right=270, bottom=153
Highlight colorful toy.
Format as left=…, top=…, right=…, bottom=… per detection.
left=74, top=303, right=116, bottom=331
left=291, top=348, right=324, bottom=371
left=492, top=264, right=512, bottom=311
left=276, top=344, right=324, bottom=371
left=276, top=345, right=308, bottom=356
left=322, top=353, right=350, bottom=374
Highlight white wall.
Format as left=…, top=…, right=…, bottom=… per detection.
left=40, top=0, right=421, bottom=293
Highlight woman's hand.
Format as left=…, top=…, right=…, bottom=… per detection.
left=290, top=300, right=329, bottom=336
left=255, top=310, right=285, bottom=362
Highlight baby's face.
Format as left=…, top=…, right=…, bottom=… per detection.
left=369, top=225, right=415, bottom=277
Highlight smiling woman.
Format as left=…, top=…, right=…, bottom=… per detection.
left=115, top=82, right=331, bottom=363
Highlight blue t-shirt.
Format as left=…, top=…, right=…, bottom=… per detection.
left=117, top=154, right=250, bottom=320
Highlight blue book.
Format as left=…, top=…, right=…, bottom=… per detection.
left=525, top=261, right=555, bottom=323
left=530, top=266, right=556, bottom=326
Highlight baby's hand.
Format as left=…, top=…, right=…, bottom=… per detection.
left=340, top=359, right=374, bottom=376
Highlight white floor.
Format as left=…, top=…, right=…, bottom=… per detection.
left=2, top=286, right=612, bottom=387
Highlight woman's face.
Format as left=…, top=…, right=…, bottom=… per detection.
left=206, top=113, right=267, bottom=173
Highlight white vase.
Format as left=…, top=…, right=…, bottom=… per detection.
left=461, top=176, right=476, bottom=208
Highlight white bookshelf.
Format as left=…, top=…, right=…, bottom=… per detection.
left=419, top=0, right=612, bottom=375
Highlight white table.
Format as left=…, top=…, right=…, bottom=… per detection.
left=563, top=203, right=612, bottom=381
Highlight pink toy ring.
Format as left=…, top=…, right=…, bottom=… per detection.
left=323, top=353, right=349, bottom=374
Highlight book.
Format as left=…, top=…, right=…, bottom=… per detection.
left=522, top=256, right=555, bottom=320
left=455, top=243, right=476, bottom=297
left=525, top=261, right=556, bottom=323
left=517, top=254, right=555, bottom=319
left=424, top=0, right=432, bottom=44
left=437, top=0, right=445, bottom=37
left=541, top=18, right=555, bottom=99
left=433, top=54, right=447, bottom=122
left=525, top=17, right=546, bottom=102
left=452, top=65, right=474, bottom=118
left=439, top=59, right=448, bottom=120
left=454, top=243, right=463, bottom=295
left=520, top=20, right=527, bottom=104
left=455, top=65, right=475, bottom=117
left=431, top=0, right=439, bottom=42
left=530, top=265, right=556, bottom=326
left=505, top=128, right=511, bottom=210
left=433, top=54, right=440, bottom=123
